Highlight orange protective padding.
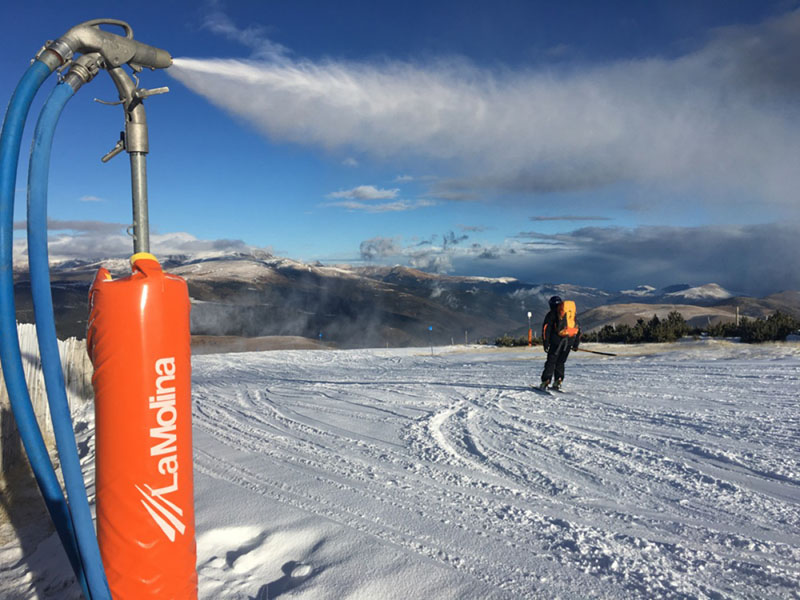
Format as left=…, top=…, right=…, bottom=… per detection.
left=87, top=256, right=197, bottom=599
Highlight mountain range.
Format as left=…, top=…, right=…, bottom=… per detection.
left=12, top=251, right=800, bottom=348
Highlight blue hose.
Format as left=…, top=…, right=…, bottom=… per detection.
left=0, top=61, right=90, bottom=596
left=28, top=80, right=111, bottom=600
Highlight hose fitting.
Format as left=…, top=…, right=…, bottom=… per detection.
left=62, top=53, right=103, bottom=91
left=33, top=40, right=71, bottom=71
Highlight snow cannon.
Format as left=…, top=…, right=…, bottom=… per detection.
left=87, top=252, right=197, bottom=598
left=1, top=17, right=193, bottom=600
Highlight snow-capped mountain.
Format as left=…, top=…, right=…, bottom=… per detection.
left=663, top=283, right=733, bottom=302
left=613, top=283, right=735, bottom=306
left=12, top=251, right=799, bottom=345
left=619, top=285, right=657, bottom=297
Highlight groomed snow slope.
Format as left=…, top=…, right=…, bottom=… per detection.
left=2, top=341, right=799, bottom=599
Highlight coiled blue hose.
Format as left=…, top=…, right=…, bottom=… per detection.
left=0, top=60, right=90, bottom=596
left=28, top=80, right=111, bottom=600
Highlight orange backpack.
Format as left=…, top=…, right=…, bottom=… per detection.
left=557, top=300, right=579, bottom=337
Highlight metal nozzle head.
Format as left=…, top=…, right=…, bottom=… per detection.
left=128, top=40, right=172, bottom=70
left=57, top=19, right=172, bottom=70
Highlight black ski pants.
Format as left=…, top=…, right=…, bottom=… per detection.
left=541, top=337, right=572, bottom=384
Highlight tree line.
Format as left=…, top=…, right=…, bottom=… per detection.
left=494, top=310, right=800, bottom=346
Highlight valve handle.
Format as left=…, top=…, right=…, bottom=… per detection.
left=101, top=135, right=125, bottom=163
left=133, top=86, right=170, bottom=100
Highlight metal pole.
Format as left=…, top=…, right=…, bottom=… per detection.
left=527, top=311, right=532, bottom=347
left=129, top=152, right=149, bottom=253
left=105, top=65, right=167, bottom=255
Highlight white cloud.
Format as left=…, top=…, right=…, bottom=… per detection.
left=170, top=9, right=800, bottom=209
left=328, top=185, right=399, bottom=200
left=13, top=225, right=259, bottom=264
left=359, top=234, right=455, bottom=274
left=79, top=195, right=105, bottom=203
left=359, top=236, right=401, bottom=260
left=201, top=5, right=290, bottom=62
left=409, top=252, right=453, bottom=274
left=324, top=199, right=434, bottom=213
left=342, top=157, right=359, bottom=167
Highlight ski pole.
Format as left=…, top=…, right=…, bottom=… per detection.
left=575, top=348, right=617, bottom=357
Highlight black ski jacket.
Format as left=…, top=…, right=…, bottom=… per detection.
left=541, top=308, right=581, bottom=352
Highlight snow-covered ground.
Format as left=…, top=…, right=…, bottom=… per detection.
left=2, top=340, right=799, bottom=599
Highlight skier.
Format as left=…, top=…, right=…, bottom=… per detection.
left=539, top=296, right=581, bottom=391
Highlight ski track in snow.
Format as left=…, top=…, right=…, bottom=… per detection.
left=4, top=343, right=797, bottom=599
left=190, top=344, right=800, bottom=599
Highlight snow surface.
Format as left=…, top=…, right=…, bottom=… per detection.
left=2, top=341, right=799, bottom=599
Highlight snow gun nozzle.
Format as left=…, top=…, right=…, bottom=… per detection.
left=55, top=19, right=172, bottom=70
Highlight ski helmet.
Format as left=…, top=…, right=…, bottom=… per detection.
left=548, top=295, right=563, bottom=309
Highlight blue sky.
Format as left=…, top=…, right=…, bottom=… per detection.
left=3, top=0, right=799, bottom=295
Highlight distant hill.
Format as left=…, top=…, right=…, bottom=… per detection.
left=579, top=291, right=800, bottom=333
left=579, top=303, right=738, bottom=332
left=12, top=251, right=800, bottom=346
left=721, top=291, right=800, bottom=317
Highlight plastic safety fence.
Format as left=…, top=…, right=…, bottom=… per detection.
left=87, top=253, right=197, bottom=599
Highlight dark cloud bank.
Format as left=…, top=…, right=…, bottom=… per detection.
left=454, top=223, right=799, bottom=297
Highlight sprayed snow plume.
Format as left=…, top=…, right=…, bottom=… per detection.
left=170, top=10, right=800, bottom=205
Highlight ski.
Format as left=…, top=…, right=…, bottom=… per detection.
left=530, top=385, right=551, bottom=395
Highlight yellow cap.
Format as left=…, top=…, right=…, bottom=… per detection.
left=130, top=252, right=159, bottom=266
